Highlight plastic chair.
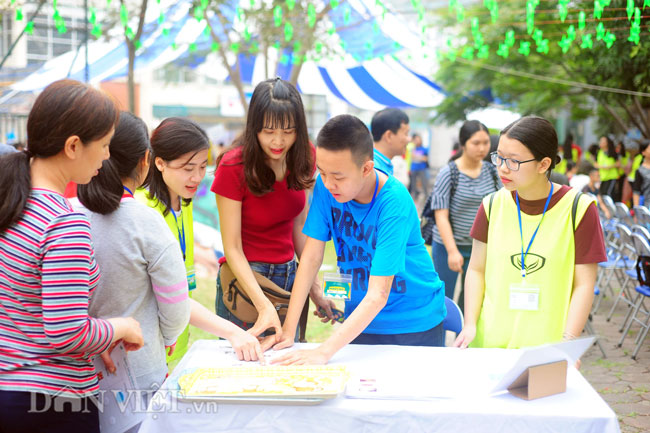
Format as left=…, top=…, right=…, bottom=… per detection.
left=594, top=224, right=634, bottom=314
left=442, top=296, right=463, bottom=334
left=618, top=233, right=650, bottom=359
left=601, top=195, right=618, bottom=222
left=605, top=225, right=638, bottom=321
left=633, top=206, right=650, bottom=228
left=615, top=202, right=634, bottom=227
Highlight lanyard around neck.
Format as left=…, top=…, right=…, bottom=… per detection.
left=335, top=171, right=380, bottom=268
left=170, top=205, right=186, bottom=261
left=515, top=182, right=553, bottom=279
left=122, top=186, right=134, bottom=198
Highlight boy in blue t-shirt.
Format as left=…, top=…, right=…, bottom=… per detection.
left=263, top=114, right=446, bottom=365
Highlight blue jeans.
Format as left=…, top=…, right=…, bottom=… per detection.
left=431, top=241, right=472, bottom=313
left=351, top=322, right=445, bottom=347
left=216, top=260, right=297, bottom=331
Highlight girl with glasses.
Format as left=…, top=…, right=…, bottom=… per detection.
left=454, top=116, right=606, bottom=349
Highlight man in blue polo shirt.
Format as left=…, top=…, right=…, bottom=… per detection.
left=370, top=108, right=410, bottom=175
left=263, top=114, right=446, bottom=365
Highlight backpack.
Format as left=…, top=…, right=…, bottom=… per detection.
left=636, top=255, right=650, bottom=287
left=421, top=161, right=499, bottom=245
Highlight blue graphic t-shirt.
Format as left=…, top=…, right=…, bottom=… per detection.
left=410, top=146, right=429, bottom=171
left=304, top=173, right=446, bottom=334
left=373, top=149, right=394, bottom=175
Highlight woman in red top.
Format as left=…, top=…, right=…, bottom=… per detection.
left=212, top=78, right=334, bottom=339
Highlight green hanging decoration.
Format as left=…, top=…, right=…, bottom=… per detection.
left=162, top=27, right=170, bottom=37
left=243, top=27, right=251, bottom=42
left=455, top=3, right=465, bottom=23
left=273, top=6, right=282, bottom=27
left=330, top=0, right=339, bottom=10
left=251, top=41, right=260, bottom=54
left=578, top=11, right=586, bottom=30
left=536, top=38, right=549, bottom=54
left=558, top=36, right=571, bottom=53
left=461, top=46, right=474, bottom=60
left=194, top=7, right=205, bottom=22
left=91, top=24, right=102, bottom=38
left=526, top=0, right=535, bottom=35
left=484, top=0, right=498, bottom=23
left=518, top=41, right=531, bottom=56
left=293, top=41, right=302, bottom=52
left=134, top=40, right=142, bottom=50
left=201, top=0, right=209, bottom=8
left=497, top=43, right=509, bottom=58
left=477, top=44, right=489, bottom=59
left=15, top=8, right=23, bottom=21
left=308, top=4, right=316, bottom=28
left=274, top=41, right=281, bottom=50
left=343, top=5, right=351, bottom=25
left=594, top=0, right=603, bottom=20
left=373, top=22, right=380, bottom=35
left=89, top=8, right=97, bottom=24
left=171, top=42, right=177, bottom=50
left=644, top=0, right=650, bottom=9
left=211, top=41, right=220, bottom=52
left=284, top=22, right=293, bottom=41
left=125, top=27, right=135, bottom=40
left=203, top=24, right=210, bottom=36
left=567, top=25, right=576, bottom=43
left=627, top=0, right=634, bottom=20
left=532, top=28, right=543, bottom=44
left=558, top=0, right=569, bottom=22
left=189, top=43, right=197, bottom=53
left=505, top=30, right=515, bottom=47
left=250, top=0, right=255, bottom=7
left=580, top=34, right=593, bottom=49
left=315, top=41, right=323, bottom=53
left=596, top=22, right=605, bottom=40
left=230, top=42, right=240, bottom=53
left=25, top=21, right=34, bottom=35
left=286, top=0, right=295, bottom=11
left=629, top=25, right=640, bottom=45
left=340, top=40, right=347, bottom=51
left=603, top=32, right=616, bottom=48
left=120, top=4, right=129, bottom=27
left=236, top=7, right=243, bottom=22
left=158, top=12, right=165, bottom=25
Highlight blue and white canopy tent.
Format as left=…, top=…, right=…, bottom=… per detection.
left=10, top=0, right=444, bottom=111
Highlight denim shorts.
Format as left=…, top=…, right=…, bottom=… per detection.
left=215, top=260, right=297, bottom=330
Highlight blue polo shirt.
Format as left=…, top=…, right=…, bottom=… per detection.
left=303, top=173, right=446, bottom=334
left=373, top=148, right=393, bottom=175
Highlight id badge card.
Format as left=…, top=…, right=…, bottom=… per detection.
left=323, top=272, right=352, bottom=300
left=186, top=268, right=197, bottom=292
left=509, top=282, right=540, bottom=311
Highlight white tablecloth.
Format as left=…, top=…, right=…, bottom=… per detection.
left=138, top=340, right=620, bottom=433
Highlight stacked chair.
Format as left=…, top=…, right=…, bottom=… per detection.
left=595, top=195, right=650, bottom=360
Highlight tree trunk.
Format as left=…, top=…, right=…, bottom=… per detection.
left=127, top=41, right=136, bottom=113
left=601, top=101, right=630, bottom=134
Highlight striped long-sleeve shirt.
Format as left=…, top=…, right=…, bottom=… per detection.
left=0, top=188, right=113, bottom=397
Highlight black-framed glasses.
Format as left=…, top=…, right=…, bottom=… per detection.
left=490, top=152, right=537, bottom=172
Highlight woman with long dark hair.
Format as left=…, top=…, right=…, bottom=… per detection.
left=454, top=116, right=606, bottom=349
left=135, top=117, right=263, bottom=363
left=212, top=78, right=333, bottom=339
left=0, top=80, right=143, bottom=433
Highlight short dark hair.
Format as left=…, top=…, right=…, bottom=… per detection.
left=370, top=108, right=409, bottom=142
left=501, top=116, right=559, bottom=172
left=144, top=117, right=209, bottom=215
left=317, top=114, right=373, bottom=166
left=640, top=141, right=650, bottom=155
left=78, top=112, right=150, bottom=215
left=576, top=160, right=596, bottom=176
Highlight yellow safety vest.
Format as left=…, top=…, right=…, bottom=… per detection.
left=472, top=187, right=594, bottom=349
left=135, top=188, right=196, bottom=363
left=619, top=151, right=630, bottom=177
left=597, top=150, right=619, bottom=182
left=629, top=154, right=644, bottom=182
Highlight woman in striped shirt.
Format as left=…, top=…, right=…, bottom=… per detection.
left=0, top=80, right=143, bottom=433
left=430, top=120, right=500, bottom=313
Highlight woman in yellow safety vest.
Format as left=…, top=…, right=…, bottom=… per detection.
left=137, top=118, right=263, bottom=363
left=454, top=116, right=606, bottom=349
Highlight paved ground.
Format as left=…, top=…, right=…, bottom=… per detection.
left=582, top=292, right=650, bottom=433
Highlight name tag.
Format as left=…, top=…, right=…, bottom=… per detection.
left=323, top=272, right=352, bottom=300
left=187, top=268, right=197, bottom=292
left=509, top=283, right=540, bottom=311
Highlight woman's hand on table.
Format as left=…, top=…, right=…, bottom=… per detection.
left=260, top=328, right=295, bottom=352
left=226, top=328, right=266, bottom=364
left=248, top=303, right=282, bottom=339
left=453, top=324, right=476, bottom=349
left=271, top=347, right=329, bottom=366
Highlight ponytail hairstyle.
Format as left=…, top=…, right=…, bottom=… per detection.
left=78, top=112, right=150, bottom=214
left=0, top=79, right=117, bottom=231
left=602, top=136, right=617, bottom=159
left=500, top=116, right=559, bottom=176
left=143, top=117, right=209, bottom=215
left=217, top=78, right=314, bottom=196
